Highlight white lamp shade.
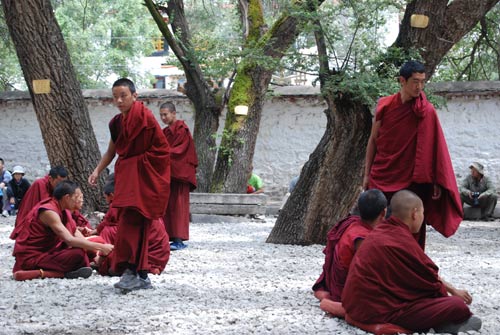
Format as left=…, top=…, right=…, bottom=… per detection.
left=235, top=105, right=249, bottom=116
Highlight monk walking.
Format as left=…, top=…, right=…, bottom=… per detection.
left=363, top=60, right=462, bottom=248
left=12, top=180, right=113, bottom=278
left=89, top=78, right=170, bottom=292
left=159, top=102, right=197, bottom=251
left=342, top=190, right=481, bottom=334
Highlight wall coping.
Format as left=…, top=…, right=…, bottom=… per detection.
left=1, top=81, right=499, bottom=102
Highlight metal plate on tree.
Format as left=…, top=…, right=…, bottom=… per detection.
left=33, top=79, right=51, bottom=94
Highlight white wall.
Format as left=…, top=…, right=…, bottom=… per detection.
left=1, top=83, right=499, bottom=197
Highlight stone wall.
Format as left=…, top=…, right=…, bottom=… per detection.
left=1, top=82, right=499, bottom=197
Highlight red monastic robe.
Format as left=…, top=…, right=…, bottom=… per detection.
left=342, top=217, right=471, bottom=332
left=97, top=218, right=170, bottom=276
left=110, top=101, right=170, bottom=272
left=72, top=211, right=93, bottom=229
left=369, top=92, right=462, bottom=238
left=162, top=120, right=197, bottom=240
left=96, top=205, right=119, bottom=245
left=12, top=199, right=88, bottom=273
left=313, top=216, right=373, bottom=301
left=11, top=176, right=52, bottom=239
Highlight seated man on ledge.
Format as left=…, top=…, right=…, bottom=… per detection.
left=312, top=189, right=387, bottom=311
left=342, top=190, right=481, bottom=334
left=12, top=180, right=113, bottom=279
left=459, top=161, right=497, bottom=221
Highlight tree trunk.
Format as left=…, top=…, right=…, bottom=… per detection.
left=144, top=0, right=222, bottom=192
left=211, top=0, right=325, bottom=193
left=394, top=0, right=500, bottom=78
left=268, top=0, right=499, bottom=245
left=267, top=95, right=372, bottom=245
left=2, top=0, right=106, bottom=211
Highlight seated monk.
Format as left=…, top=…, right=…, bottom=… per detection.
left=12, top=180, right=113, bottom=279
left=312, top=189, right=387, bottom=317
left=342, top=190, right=481, bottom=334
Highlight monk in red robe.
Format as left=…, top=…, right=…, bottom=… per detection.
left=342, top=190, right=481, bottom=334
left=10, top=166, right=68, bottom=240
left=88, top=175, right=170, bottom=276
left=363, top=60, right=462, bottom=249
left=159, top=102, right=198, bottom=251
left=313, top=189, right=387, bottom=313
left=89, top=78, right=170, bottom=292
left=12, top=180, right=113, bottom=278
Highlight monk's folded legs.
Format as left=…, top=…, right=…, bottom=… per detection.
left=35, top=247, right=89, bottom=273
left=388, top=296, right=472, bottom=333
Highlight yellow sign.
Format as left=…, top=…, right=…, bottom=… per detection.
left=410, top=14, right=429, bottom=29
left=33, top=79, right=51, bottom=94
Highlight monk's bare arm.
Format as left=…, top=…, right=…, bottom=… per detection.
left=440, top=276, right=472, bottom=305
left=40, top=210, right=114, bottom=256
left=363, top=119, right=381, bottom=189
left=88, top=139, right=116, bottom=186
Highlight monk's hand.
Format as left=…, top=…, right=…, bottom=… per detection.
left=432, top=184, right=442, bottom=200
left=451, top=288, right=473, bottom=305
left=88, top=170, right=99, bottom=186
left=100, top=244, right=114, bottom=256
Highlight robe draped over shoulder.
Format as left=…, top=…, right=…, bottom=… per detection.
left=369, top=92, right=462, bottom=237
left=163, top=120, right=198, bottom=190
left=341, top=217, right=448, bottom=324
left=110, top=101, right=170, bottom=219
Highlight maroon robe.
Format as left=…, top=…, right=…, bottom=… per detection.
left=110, top=101, right=170, bottom=272
left=11, top=176, right=52, bottom=239
left=72, top=211, right=92, bottom=229
left=162, top=120, right=197, bottom=240
left=12, top=199, right=89, bottom=273
left=97, top=218, right=170, bottom=276
left=96, top=205, right=119, bottom=245
left=342, top=217, right=472, bottom=332
left=313, top=216, right=373, bottom=301
left=368, top=92, right=463, bottom=242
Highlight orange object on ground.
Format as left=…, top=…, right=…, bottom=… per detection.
left=13, top=269, right=64, bottom=281
left=345, top=313, right=411, bottom=335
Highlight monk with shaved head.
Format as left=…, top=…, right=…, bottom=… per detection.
left=342, top=190, right=481, bottom=334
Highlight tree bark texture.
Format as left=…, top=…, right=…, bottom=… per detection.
left=267, top=95, right=372, bottom=245
left=394, top=0, right=500, bottom=78
left=145, top=0, right=222, bottom=192
left=2, top=0, right=106, bottom=211
left=211, top=0, right=325, bottom=193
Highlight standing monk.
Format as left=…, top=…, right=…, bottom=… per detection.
left=159, top=102, right=197, bottom=251
left=89, top=78, right=170, bottom=292
left=10, top=166, right=68, bottom=240
left=12, top=180, right=113, bottom=278
left=363, top=60, right=462, bottom=248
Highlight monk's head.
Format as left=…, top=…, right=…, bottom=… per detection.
left=53, top=180, right=83, bottom=211
left=390, top=190, right=424, bottom=233
left=103, top=178, right=115, bottom=204
left=358, top=189, right=387, bottom=224
left=112, top=78, right=137, bottom=114
left=399, top=60, right=425, bottom=101
left=159, top=101, right=177, bottom=126
left=48, top=166, right=68, bottom=190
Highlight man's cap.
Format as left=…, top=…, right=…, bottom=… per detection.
left=469, top=162, right=484, bottom=175
left=12, top=165, right=25, bottom=175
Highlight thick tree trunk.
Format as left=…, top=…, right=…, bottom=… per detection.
left=2, top=0, right=106, bottom=211
left=394, top=0, right=499, bottom=77
left=267, top=95, right=372, bottom=245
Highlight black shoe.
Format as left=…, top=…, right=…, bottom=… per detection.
left=435, top=316, right=482, bottom=334
left=64, top=267, right=93, bottom=279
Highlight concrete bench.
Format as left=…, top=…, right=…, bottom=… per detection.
left=190, top=193, right=268, bottom=216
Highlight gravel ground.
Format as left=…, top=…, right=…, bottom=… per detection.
left=0, top=215, right=497, bottom=335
